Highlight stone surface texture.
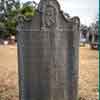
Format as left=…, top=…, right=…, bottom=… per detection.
left=17, top=0, right=80, bottom=100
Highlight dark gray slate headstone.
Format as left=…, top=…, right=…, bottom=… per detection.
left=17, top=0, right=80, bottom=100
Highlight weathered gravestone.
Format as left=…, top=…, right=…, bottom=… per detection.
left=17, top=0, right=80, bottom=100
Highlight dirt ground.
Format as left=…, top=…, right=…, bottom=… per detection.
left=79, top=47, right=98, bottom=100
left=0, top=45, right=98, bottom=100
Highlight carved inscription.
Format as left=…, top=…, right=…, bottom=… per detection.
left=45, top=6, right=56, bottom=27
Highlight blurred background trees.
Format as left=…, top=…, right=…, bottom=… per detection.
left=0, top=0, right=98, bottom=43
left=0, top=0, right=36, bottom=39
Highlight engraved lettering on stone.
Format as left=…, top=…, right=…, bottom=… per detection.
left=45, top=6, right=56, bottom=27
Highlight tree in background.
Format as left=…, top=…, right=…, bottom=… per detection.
left=80, top=24, right=88, bottom=39
left=0, top=0, right=20, bottom=38
left=89, top=15, right=98, bottom=36
left=0, top=0, right=36, bottom=39
left=21, top=1, right=36, bottom=17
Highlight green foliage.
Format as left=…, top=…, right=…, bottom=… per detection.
left=0, top=22, right=7, bottom=38
left=5, top=19, right=16, bottom=35
left=0, top=0, right=36, bottom=38
left=21, top=4, right=36, bottom=17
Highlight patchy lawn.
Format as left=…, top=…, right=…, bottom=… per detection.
left=79, top=47, right=98, bottom=100
left=0, top=45, right=98, bottom=100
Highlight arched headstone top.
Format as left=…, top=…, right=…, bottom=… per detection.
left=16, top=0, right=80, bottom=27
left=38, top=0, right=80, bottom=28
left=38, top=0, right=61, bottom=13
left=16, top=0, right=80, bottom=40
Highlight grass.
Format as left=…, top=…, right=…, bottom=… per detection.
left=0, top=45, right=98, bottom=100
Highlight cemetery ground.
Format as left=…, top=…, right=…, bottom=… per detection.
left=0, top=45, right=98, bottom=100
